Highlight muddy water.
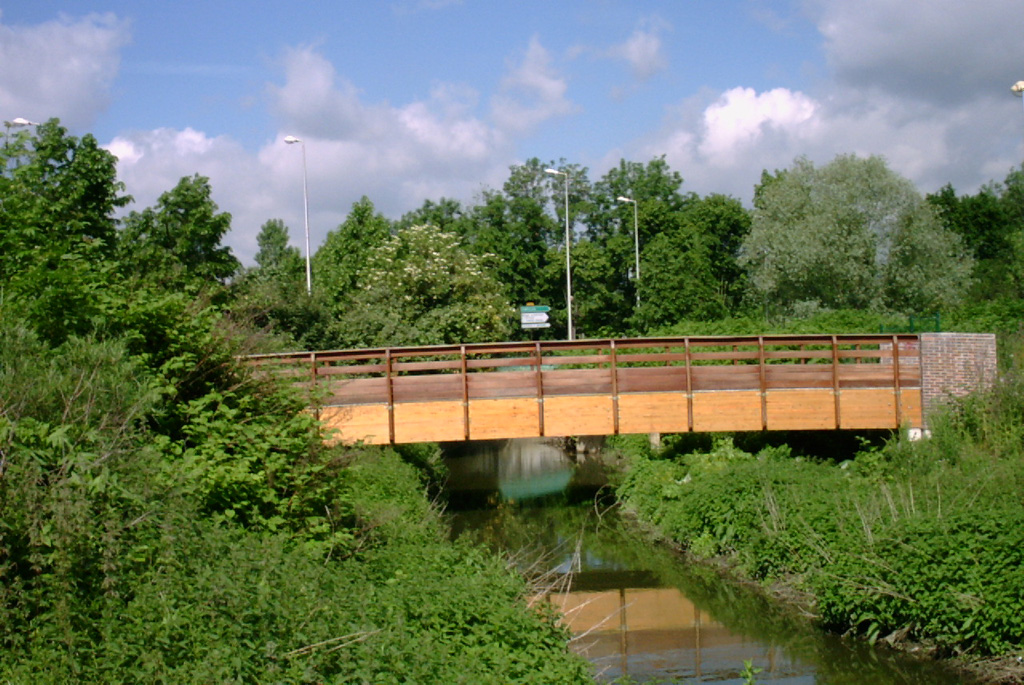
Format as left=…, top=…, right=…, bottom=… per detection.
left=443, top=438, right=966, bottom=684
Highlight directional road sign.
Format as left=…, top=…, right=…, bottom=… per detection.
left=520, top=311, right=549, bottom=324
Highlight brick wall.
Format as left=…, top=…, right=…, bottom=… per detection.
left=920, top=333, right=997, bottom=427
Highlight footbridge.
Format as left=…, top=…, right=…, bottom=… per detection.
left=249, top=333, right=995, bottom=445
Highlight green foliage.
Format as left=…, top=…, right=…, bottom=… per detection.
left=742, top=154, right=973, bottom=316
left=254, top=217, right=303, bottom=276
left=312, top=196, right=392, bottom=309
left=333, top=224, right=514, bottom=347
left=0, top=120, right=131, bottom=346
left=119, top=173, right=240, bottom=288
left=635, top=222, right=728, bottom=328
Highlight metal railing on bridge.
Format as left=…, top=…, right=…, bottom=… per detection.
left=247, top=334, right=922, bottom=444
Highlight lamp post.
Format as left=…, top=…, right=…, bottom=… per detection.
left=545, top=167, right=573, bottom=340
left=284, top=135, right=312, bottom=296
left=617, top=196, right=641, bottom=306
left=1013, top=81, right=1024, bottom=120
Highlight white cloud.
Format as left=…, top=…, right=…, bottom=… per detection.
left=0, top=11, right=129, bottom=128
left=809, top=0, right=1024, bottom=105
left=608, top=22, right=668, bottom=82
left=109, top=46, right=521, bottom=264
left=624, top=1, right=1024, bottom=203
left=698, top=87, right=818, bottom=167
left=108, top=127, right=281, bottom=262
left=490, top=36, right=576, bottom=134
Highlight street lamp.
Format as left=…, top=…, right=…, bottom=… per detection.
left=617, top=196, right=641, bottom=306
left=284, top=135, right=312, bottom=296
left=545, top=167, right=573, bottom=340
left=3, top=117, right=39, bottom=167
left=4, top=117, right=39, bottom=130
left=1013, top=80, right=1024, bottom=118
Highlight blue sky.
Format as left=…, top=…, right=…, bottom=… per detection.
left=3, top=1, right=1024, bottom=263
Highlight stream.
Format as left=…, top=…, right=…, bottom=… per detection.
left=442, top=438, right=967, bottom=684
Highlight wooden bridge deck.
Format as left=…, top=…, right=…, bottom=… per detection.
left=249, top=334, right=923, bottom=445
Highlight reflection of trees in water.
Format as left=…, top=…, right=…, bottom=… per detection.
left=445, top=441, right=963, bottom=684
left=452, top=498, right=963, bottom=684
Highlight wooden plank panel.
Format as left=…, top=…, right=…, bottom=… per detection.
left=543, top=396, right=615, bottom=437
left=690, top=367, right=760, bottom=391
left=393, top=401, right=464, bottom=443
left=391, top=374, right=463, bottom=403
left=468, top=398, right=540, bottom=440
left=322, top=376, right=389, bottom=405
left=617, top=393, right=689, bottom=434
left=616, top=367, right=688, bottom=393
left=765, top=389, right=836, bottom=430
left=900, top=388, right=923, bottom=428
left=764, top=366, right=834, bottom=389
left=467, top=371, right=537, bottom=399
left=839, top=388, right=897, bottom=429
left=692, top=391, right=762, bottom=431
left=540, top=369, right=613, bottom=396
left=319, top=405, right=390, bottom=445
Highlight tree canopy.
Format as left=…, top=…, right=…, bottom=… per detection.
left=741, top=154, right=973, bottom=316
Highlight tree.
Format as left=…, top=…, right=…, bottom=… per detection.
left=332, top=225, right=512, bottom=348
left=634, top=223, right=727, bottom=329
left=928, top=168, right=1024, bottom=300
left=119, top=174, right=239, bottom=287
left=396, top=197, right=468, bottom=234
left=0, top=119, right=130, bottom=344
left=677, top=194, right=751, bottom=309
left=230, top=219, right=320, bottom=348
left=254, top=219, right=302, bottom=276
left=462, top=190, right=554, bottom=309
left=741, top=155, right=973, bottom=316
left=312, top=197, right=391, bottom=309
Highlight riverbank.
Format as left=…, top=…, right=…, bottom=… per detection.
left=609, top=366, right=1024, bottom=684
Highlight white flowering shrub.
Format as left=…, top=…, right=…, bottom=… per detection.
left=336, top=225, right=513, bottom=347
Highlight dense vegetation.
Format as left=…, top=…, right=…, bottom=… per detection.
left=613, top=342, right=1024, bottom=673
left=0, top=122, right=589, bottom=681
left=4, top=116, right=1023, bottom=680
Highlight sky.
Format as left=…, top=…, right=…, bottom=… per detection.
left=3, top=0, right=1024, bottom=264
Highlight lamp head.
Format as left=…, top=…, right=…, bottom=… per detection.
left=617, top=196, right=634, bottom=203
left=284, top=135, right=302, bottom=144
left=1012, top=81, right=1024, bottom=97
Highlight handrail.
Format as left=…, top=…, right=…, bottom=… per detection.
left=248, top=334, right=920, bottom=401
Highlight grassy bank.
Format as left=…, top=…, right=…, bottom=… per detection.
left=611, top=340, right=1024, bottom=681
left=0, top=317, right=589, bottom=683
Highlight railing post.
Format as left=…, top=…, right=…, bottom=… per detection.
left=461, top=345, right=470, bottom=441
left=610, top=341, right=619, bottom=435
left=892, top=335, right=903, bottom=427
left=310, top=352, right=319, bottom=421
left=534, top=341, right=545, bottom=437
left=831, top=336, right=841, bottom=430
left=385, top=349, right=395, bottom=445
left=758, top=337, right=767, bottom=430
left=684, top=338, right=694, bottom=432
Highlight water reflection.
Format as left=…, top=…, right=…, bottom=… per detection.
left=443, top=438, right=966, bottom=684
